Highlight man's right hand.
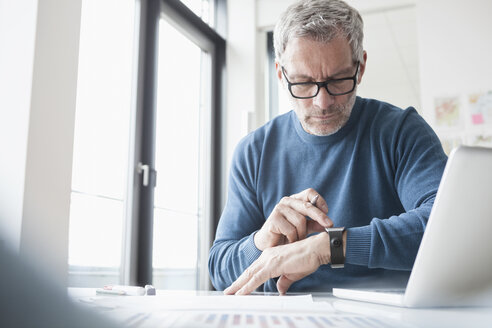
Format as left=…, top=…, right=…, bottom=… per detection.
left=254, top=188, right=333, bottom=251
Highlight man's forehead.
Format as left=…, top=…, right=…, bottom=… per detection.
left=285, top=63, right=354, bottom=80
left=281, top=37, right=354, bottom=78
left=282, top=37, right=352, bottom=62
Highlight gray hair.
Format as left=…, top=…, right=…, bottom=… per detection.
left=274, top=0, right=364, bottom=64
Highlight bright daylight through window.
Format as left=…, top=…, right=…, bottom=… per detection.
left=68, top=0, right=135, bottom=287
left=152, top=17, right=209, bottom=290
left=180, top=0, right=213, bottom=26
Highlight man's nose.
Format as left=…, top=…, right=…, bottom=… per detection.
left=313, top=86, right=336, bottom=109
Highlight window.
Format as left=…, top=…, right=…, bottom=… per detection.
left=68, top=0, right=136, bottom=286
left=139, top=0, right=225, bottom=290
left=152, top=18, right=208, bottom=289
left=69, top=0, right=225, bottom=289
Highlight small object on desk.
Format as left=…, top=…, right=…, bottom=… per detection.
left=96, top=285, right=146, bottom=296
left=95, top=288, right=126, bottom=296
left=145, top=284, right=156, bottom=295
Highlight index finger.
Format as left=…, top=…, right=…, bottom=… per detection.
left=224, top=261, right=269, bottom=295
left=235, top=267, right=271, bottom=295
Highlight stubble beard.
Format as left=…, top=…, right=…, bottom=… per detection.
left=300, top=92, right=357, bottom=136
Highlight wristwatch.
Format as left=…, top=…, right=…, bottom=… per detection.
left=325, top=227, right=345, bottom=268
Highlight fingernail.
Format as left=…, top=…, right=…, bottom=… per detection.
left=325, top=217, right=331, bottom=226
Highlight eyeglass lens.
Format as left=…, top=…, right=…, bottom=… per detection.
left=290, top=79, right=355, bottom=98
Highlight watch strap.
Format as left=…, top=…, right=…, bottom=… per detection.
left=325, top=227, right=345, bottom=269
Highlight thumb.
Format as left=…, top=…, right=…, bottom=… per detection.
left=277, top=273, right=307, bottom=295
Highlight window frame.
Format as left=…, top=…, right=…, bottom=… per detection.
left=125, top=0, right=226, bottom=289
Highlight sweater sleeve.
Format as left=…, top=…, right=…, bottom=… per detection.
left=208, top=135, right=265, bottom=290
left=345, top=108, right=448, bottom=270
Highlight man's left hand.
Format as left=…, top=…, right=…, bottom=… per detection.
left=224, top=232, right=331, bottom=295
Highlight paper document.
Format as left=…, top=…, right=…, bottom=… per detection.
left=73, top=292, right=411, bottom=328
left=79, top=294, right=331, bottom=312
left=111, top=310, right=401, bottom=328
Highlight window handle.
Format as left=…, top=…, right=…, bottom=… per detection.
left=137, top=162, right=150, bottom=187
left=137, top=163, right=157, bottom=187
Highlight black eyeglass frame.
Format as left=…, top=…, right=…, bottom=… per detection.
left=281, top=61, right=360, bottom=99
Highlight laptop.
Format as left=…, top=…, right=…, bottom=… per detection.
left=333, top=146, right=492, bottom=307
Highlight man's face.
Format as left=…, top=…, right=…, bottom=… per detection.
left=277, top=37, right=366, bottom=136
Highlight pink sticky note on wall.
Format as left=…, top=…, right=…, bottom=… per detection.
left=472, top=113, right=484, bottom=125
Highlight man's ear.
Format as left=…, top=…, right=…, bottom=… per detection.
left=275, top=61, right=283, bottom=82
left=358, top=51, right=367, bottom=84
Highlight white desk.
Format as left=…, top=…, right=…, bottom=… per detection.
left=69, top=288, right=492, bottom=328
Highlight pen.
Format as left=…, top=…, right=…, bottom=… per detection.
left=95, top=288, right=126, bottom=296
left=96, top=285, right=146, bottom=296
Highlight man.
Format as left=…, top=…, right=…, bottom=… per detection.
left=209, top=0, right=447, bottom=295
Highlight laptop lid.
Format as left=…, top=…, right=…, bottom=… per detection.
left=334, top=146, right=492, bottom=307
left=403, top=146, right=492, bottom=307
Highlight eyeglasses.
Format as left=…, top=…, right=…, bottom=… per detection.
left=281, top=61, right=359, bottom=99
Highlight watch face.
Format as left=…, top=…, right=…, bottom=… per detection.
left=331, top=238, right=342, bottom=248
left=327, top=228, right=345, bottom=269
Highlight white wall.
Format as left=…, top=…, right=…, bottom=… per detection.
left=417, top=0, right=492, bottom=128
left=0, top=0, right=38, bottom=252
left=256, top=0, right=416, bottom=30
left=357, top=6, right=420, bottom=111
left=0, top=0, right=82, bottom=285
left=226, top=0, right=258, bottom=167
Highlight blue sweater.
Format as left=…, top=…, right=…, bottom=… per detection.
left=209, top=97, right=448, bottom=292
